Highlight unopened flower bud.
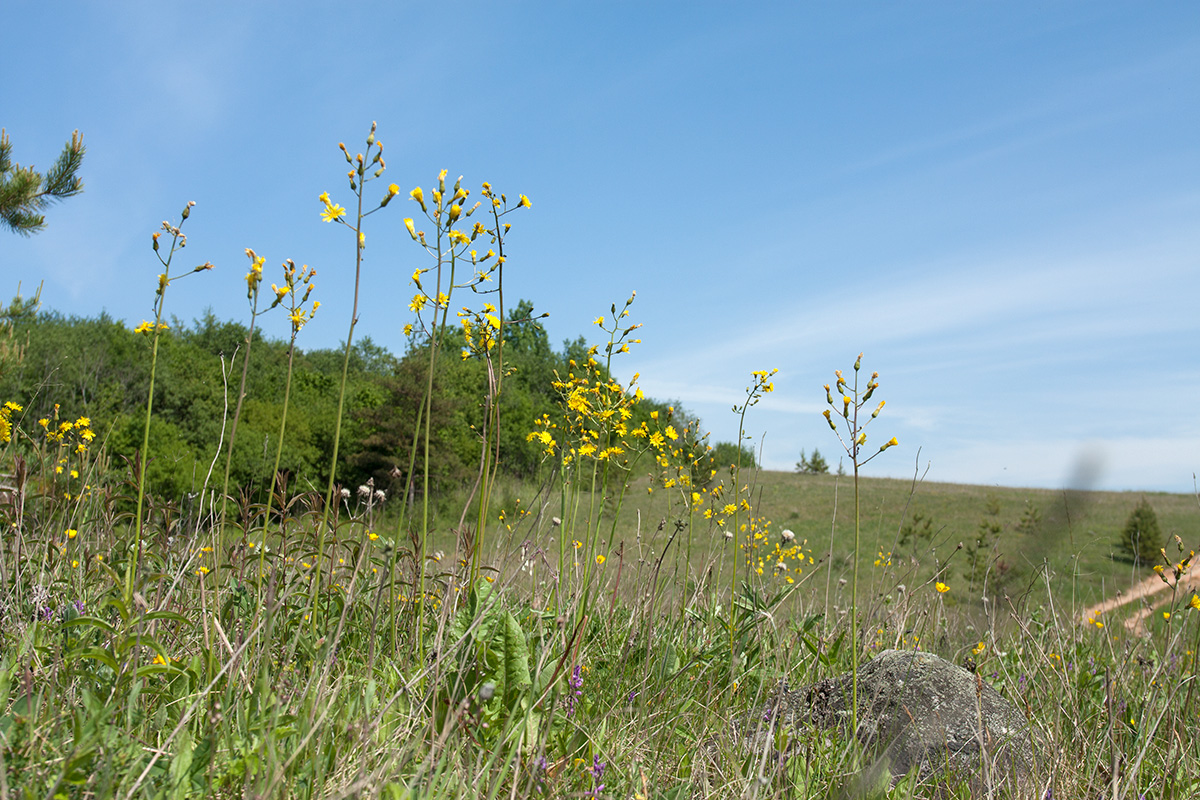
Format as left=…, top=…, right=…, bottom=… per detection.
left=871, top=400, right=885, bottom=418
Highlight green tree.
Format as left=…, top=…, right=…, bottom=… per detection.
left=795, top=447, right=829, bottom=474
left=0, top=128, right=85, bottom=235
left=1120, top=497, right=1164, bottom=565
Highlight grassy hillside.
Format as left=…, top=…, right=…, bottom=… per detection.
left=472, top=469, right=1200, bottom=616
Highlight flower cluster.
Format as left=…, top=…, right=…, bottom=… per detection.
left=0, top=400, right=20, bottom=443
left=244, top=247, right=266, bottom=299
left=739, top=516, right=809, bottom=583
left=458, top=302, right=501, bottom=360
left=822, top=354, right=896, bottom=461
left=270, top=259, right=319, bottom=335
left=530, top=348, right=645, bottom=469
left=403, top=172, right=528, bottom=341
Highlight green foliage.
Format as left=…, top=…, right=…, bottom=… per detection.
left=898, top=510, right=935, bottom=553
left=1120, top=496, right=1164, bottom=564
left=708, top=440, right=756, bottom=473
left=0, top=128, right=85, bottom=235
left=795, top=447, right=829, bottom=474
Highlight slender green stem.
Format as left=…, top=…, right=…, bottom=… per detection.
left=129, top=207, right=198, bottom=601
left=260, top=329, right=298, bottom=590
left=415, top=242, right=444, bottom=661
left=851, top=426, right=861, bottom=740
left=129, top=319, right=162, bottom=602
left=313, top=181, right=365, bottom=629
left=218, top=297, right=260, bottom=542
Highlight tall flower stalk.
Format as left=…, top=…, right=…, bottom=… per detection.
left=311, top=122, right=397, bottom=624
left=400, top=175, right=528, bottom=654
left=728, top=369, right=776, bottom=664
left=217, top=248, right=275, bottom=541
left=822, top=353, right=897, bottom=738
left=128, top=202, right=212, bottom=601
left=258, top=259, right=318, bottom=584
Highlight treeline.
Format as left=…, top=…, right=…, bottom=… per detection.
left=0, top=299, right=752, bottom=504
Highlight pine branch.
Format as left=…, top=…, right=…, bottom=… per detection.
left=42, top=130, right=85, bottom=199
left=0, top=129, right=12, bottom=175
left=0, top=128, right=86, bottom=236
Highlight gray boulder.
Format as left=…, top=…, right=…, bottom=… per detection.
left=706, top=649, right=1042, bottom=796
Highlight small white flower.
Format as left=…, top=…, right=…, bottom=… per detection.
left=724, top=530, right=734, bottom=540
left=551, top=516, right=562, bottom=527
left=374, top=489, right=386, bottom=502
left=357, top=484, right=371, bottom=498
left=340, top=487, right=351, bottom=499
left=781, top=528, right=795, bottom=543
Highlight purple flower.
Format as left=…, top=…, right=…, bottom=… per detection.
left=586, top=754, right=606, bottom=797
left=533, top=755, right=547, bottom=786
left=565, top=664, right=584, bottom=717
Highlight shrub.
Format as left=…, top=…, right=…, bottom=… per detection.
left=1120, top=496, right=1164, bottom=564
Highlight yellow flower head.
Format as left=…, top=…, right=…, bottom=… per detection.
left=321, top=203, right=346, bottom=222
left=410, top=186, right=426, bottom=211
left=935, top=581, right=949, bottom=594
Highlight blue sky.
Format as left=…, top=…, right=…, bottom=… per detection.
left=3, top=2, right=1199, bottom=492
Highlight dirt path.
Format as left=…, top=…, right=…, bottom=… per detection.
left=1082, top=566, right=1200, bottom=636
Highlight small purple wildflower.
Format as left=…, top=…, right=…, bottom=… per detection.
left=565, top=664, right=583, bottom=717
left=586, top=754, right=606, bottom=798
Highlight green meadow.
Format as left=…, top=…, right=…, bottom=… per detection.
left=2, top=126, right=1199, bottom=799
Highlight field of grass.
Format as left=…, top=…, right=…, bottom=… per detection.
left=4, top=132, right=1200, bottom=799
